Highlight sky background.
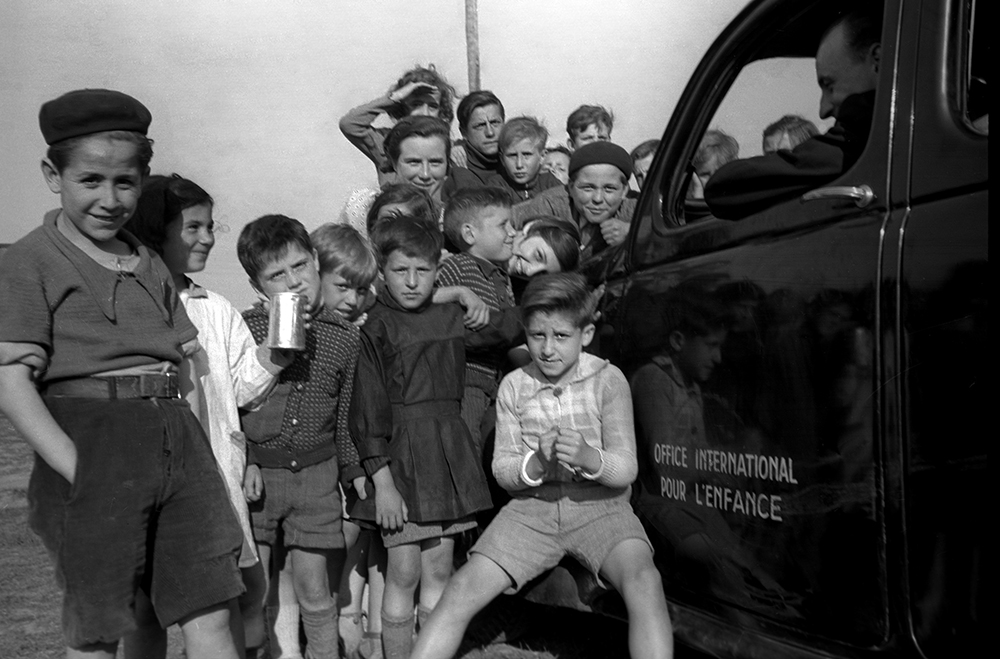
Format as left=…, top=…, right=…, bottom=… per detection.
left=0, top=0, right=828, bottom=308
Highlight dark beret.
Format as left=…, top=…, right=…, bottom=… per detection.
left=568, top=141, right=633, bottom=180
left=39, top=89, right=152, bottom=145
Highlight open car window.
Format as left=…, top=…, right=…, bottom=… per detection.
left=632, top=2, right=886, bottom=272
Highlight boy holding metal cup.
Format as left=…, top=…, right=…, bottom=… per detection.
left=236, top=214, right=362, bottom=659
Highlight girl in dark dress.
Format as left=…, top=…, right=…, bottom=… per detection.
left=349, top=216, right=521, bottom=659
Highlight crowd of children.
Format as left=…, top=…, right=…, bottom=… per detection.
left=0, top=80, right=675, bottom=659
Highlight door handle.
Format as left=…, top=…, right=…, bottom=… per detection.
left=801, top=184, right=876, bottom=208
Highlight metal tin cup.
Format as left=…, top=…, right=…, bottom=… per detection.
left=266, top=292, right=307, bottom=350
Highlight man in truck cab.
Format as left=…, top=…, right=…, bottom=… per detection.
left=704, top=7, right=881, bottom=220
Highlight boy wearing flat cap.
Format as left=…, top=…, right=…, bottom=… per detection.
left=0, top=89, right=245, bottom=658
left=512, top=141, right=636, bottom=262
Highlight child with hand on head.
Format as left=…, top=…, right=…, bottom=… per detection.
left=349, top=216, right=523, bottom=659
left=340, top=65, right=456, bottom=185
left=123, top=174, right=292, bottom=659
left=0, top=89, right=245, bottom=659
left=542, top=145, right=572, bottom=185
left=412, top=273, right=674, bottom=659
left=237, top=215, right=362, bottom=659
left=486, top=116, right=562, bottom=203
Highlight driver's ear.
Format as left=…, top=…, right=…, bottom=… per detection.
left=668, top=330, right=686, bottom=354
left=870, top=43, right=881, bottom=72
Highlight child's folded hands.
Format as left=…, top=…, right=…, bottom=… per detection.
left=554, top=428, right=602, bottom=476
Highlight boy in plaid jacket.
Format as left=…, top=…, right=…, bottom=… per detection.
left=412, top=273, right=674, bottom=659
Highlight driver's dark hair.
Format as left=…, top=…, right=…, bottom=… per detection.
left=828, top=6, right=882, bottom=61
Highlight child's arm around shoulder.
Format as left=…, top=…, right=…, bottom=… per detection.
left=465, top=304, right=522, bottom=351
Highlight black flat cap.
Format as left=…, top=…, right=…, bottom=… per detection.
left=39, top=88, right=151, bottom=145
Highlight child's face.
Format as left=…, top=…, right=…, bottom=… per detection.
left=382, top=249, right=436, bottom=310
left=510, top=232, right=560, bottom=277
left=525, top=310, right=594, bottom=385
left=253, top=243, right=322, bottom=311
left=43, top=135, right=145, bottom=246
left=160, top=203, right=215, bottom=276
left=569, top=164, right=628, bottom=224
left=395, top=136, right=448, bottom=200
left=569, top=122, right=611, bottom=151
left=466, top=205, right=515, bottom=263
left=673, top=328, right=727, bottom=384
left=321, top=269, right=368, bottom=320
left=633, top=153, right=654, bottom=189
left=542, top=151, right=571, bottom=185
left=463, top=104, right=504, bottom=157
left=403, top=87, right=442, bottom=118
left=501, top=138, right=545, bottom=186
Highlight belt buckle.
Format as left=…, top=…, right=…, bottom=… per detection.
left=137, top=373, right=178, bottom=399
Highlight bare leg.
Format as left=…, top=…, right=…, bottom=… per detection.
left=178, top=601, right=239, bottom=659
left=339, top=521, right=368, bottom=658
left=240, top=561, right=268, bottom=655
left=290, top=547, right=344, bottom=659
left=599, top=539, right=673, bottom=659
left=410, top=554, right=512, bottom=659
left=381, top=543, right=422, bottom=659
left=269, top=546, right=302, bottom=659
left=417, top=536, right=455, bottom=613
left=367, top=534, right=387, bottom=636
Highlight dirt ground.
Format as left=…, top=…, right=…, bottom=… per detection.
left=0, top=416, right=638, bottom=659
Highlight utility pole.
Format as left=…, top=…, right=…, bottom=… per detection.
left=465, top=0, right=481, bottom=91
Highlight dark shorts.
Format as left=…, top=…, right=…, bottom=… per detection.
left=29, top=397, right=244, bottom=649
left=250, top=458, right=344, bottom=550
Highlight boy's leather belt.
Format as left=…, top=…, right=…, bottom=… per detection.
left=44, top=373, right=180, bottom=399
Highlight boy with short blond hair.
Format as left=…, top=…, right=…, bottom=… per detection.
left=412, top=272, right=674, bottom=659
left=438, top=187, right=522, bottom=458
left=311, top=222, right=378, bottom=323
left=237, top=214, right=361, bottom=659
left=486, top=116, right=562, bottom=203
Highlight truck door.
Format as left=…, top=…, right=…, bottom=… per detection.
left=893, top=0, right=988, bottom=655
left=607, top=0, right=904, bottom=654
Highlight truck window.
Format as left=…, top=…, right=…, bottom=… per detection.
left=629, top=3, right=885, bottom=274
left=682, top=57, right=831, bottom=212
left=965, top=0, right=987, bottom=133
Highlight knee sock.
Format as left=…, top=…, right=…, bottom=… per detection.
left=380, top=611, right=415, bottom=659
left=267, top=604, right=303, bottom=659
left=360, top=630, right=383, bottom=659
left=300, top=604, right=339, bottom=659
